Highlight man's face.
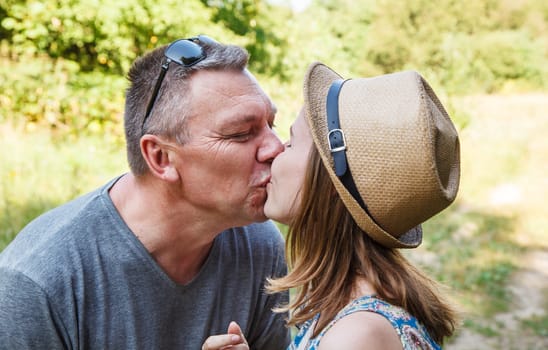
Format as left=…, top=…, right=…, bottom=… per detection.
left=173, top=69, right=283, bottom=226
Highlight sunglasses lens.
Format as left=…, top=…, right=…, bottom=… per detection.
left=165, top=39, right=205, bottom=66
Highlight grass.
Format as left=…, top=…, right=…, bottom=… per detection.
left=1, top=93, right=547, bottom=347
left=413, top=206, right=521, bottom=316
left=0, top=124, right=127, bottom=247
left=521, top=310, right=548, bottom=338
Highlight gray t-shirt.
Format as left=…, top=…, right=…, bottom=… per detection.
left=0, top=177, right=290, bottom=349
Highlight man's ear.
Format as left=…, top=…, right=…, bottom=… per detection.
left=140, top=135, right=180, bottom=183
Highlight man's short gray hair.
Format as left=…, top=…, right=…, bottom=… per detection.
left=124, top=38, right=249, bottom=176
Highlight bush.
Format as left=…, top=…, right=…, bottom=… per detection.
left=0, top=53, right=126, bottom=139
left=0, top=0, right=547, bottom=136
left=0, top=0, right=218, bottom=74
left=437, top=31, right=547, bottom=93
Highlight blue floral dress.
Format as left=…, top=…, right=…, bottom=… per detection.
left=289, top=295, right=441, bottom=350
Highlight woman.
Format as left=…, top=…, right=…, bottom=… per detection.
left=202, top=62, right=460, bottom=349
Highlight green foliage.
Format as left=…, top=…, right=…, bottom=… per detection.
left=0, top=0, right=290, bottom=75
left=204, top=0, right=259, bottom=36
left=0, top=0, right=545, bottom=162
left=0, top=0, right=219, bottom=74
left=0, top=52, right=126, bottom=139
left=0, top=0, right=295, bottom=131
left=349, top=0, right=548, bottom=93
left=275, top=0, right=377, bottom=79
left=436, top=30, right=547, bottom=93
left=419, top=206, right=521, bottom=315
left=200, top=0, right=291, bottom=77
left=0, top=125, right=127, bottom=250
left=462, top=318, right=501, bottom=337
left=521, top=311, right=548, bottom=337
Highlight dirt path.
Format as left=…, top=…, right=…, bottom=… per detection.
left=447, top=249, right=548, bottom=349
left=444, top=94, right=548, bottom=350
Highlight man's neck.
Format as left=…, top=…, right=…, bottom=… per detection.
left=109, top=173, right=226, bottom=285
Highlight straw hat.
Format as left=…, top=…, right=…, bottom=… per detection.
left=303, top=62, right=460, bottom=248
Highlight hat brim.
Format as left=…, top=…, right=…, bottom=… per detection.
left=303, top=62, right=422, bottom=248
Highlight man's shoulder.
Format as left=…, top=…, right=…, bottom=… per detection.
left=0, top=180, right=117, bottom=279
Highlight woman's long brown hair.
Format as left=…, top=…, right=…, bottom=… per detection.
left=267, top=147, right=459, bottom=344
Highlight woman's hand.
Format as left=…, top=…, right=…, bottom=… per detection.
left=202, top=321, right=249, bottom=350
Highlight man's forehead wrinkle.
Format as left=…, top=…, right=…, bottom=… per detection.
left=195, top=84, right=265, bottom=106
left=189, top=74, right=275, bottom=126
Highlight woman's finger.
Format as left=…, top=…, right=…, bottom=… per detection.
left=202, top=334, right=241, bottom=350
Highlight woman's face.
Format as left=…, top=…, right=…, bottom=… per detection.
left=264, top=109, right=313, bottom=224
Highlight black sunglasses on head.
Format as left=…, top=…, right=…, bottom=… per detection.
left=142, top=35, right=217, bottom=133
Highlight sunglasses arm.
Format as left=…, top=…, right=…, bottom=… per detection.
left=142, top=58, right=172, bottom=131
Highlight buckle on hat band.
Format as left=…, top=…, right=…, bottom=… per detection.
left=326, top=79, right=368, bottom=211
left=328, top=128, right=346, bottom=153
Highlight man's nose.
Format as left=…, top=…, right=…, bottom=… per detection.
left=257, top=127, right=284, bottom=163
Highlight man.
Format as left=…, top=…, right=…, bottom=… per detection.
left=0, top=36, right=290, bottom=349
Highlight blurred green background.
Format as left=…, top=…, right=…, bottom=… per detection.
left=1, top=0, right=547, bottom=348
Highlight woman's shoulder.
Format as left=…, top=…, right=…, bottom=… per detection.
left=314, top=295, right=440, bottom=350
left=318, top=310, right=402, bottom=350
